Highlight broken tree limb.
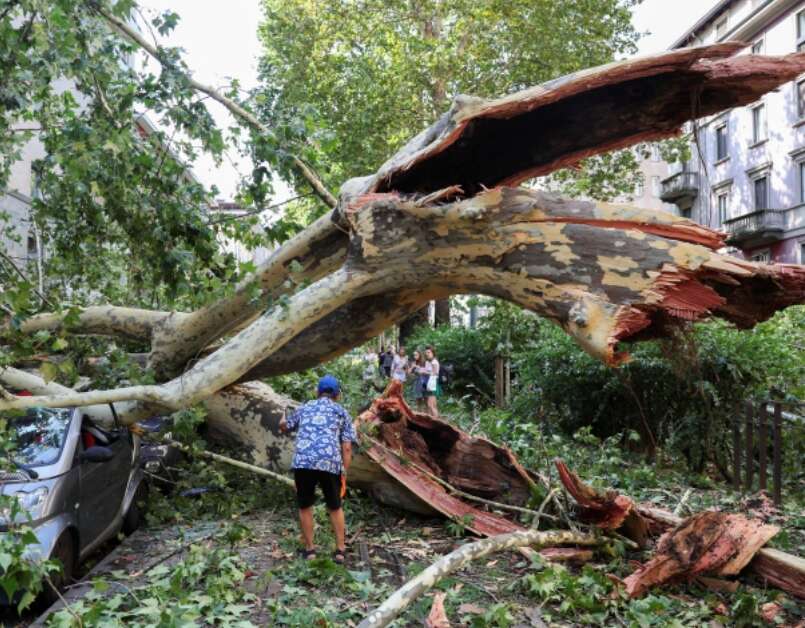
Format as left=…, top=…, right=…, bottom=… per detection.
left=622, top=511, right=779, bottom=598
left=365, top=433, right=558, bottom=523
left=555, top=459, right=648, bottom=547
left=354, top=381, right=540, bottom=536
left=160, top=438, right=295, bottom=489
left=564, top=479, right=803, bottom=600
left=638, top=506, right=805, bottom=599
left=358, top=529, right=601, bottom=628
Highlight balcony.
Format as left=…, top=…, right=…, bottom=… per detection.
left=660, top=172, right=699, bottom=204
left=723, top=209, right=785, bottom=248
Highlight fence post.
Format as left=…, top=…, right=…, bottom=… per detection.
left=773, top=402, right=783, bottom=507
left=494, top=355, right=504, bottom=409
left=758, top=402, right=768, bottom=491
left=732, top=405, right=741, bottom=491
left=744, top=401, right=754, bottom=493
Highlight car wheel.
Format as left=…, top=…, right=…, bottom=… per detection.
left=42, top=531, right=75, bottom=606
left=123, top=481, right=148, bottom=535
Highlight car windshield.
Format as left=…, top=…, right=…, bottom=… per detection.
left=7, top=408, right=73, bottom=467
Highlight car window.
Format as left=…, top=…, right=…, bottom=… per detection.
left=7, top=408, right=73, bottom=467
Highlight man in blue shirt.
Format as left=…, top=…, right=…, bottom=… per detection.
left=280, top=374, right=356, bottom=563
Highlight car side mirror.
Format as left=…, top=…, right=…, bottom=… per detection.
left=80, top=446, right=114, bottom=463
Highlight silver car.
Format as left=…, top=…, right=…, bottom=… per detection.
left=0, top=405, right=147, bottom=602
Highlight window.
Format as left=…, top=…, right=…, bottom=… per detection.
left=651, top=176, right=660, bottom=197
left=801, top=242, right=805, bottom=264
left=651, top=145, right=661, bottom=162
left=800, top=161, right=805, bottom=204
left=635, top=176, right=645, bottom=197
left=751, top=250, right=771, bottom=263
left=680, top=207, right=692, bottom=219
left=716, top=17, right=728, bottom=39
left=751, top=104, right=766, bottom=143
left=753, top=175, right=769, bottom=210
left=715, top=124, right=728, bottom=161
left=26, top=235, right=37, bottom=255
left=797, top=80, right=805, bottom=119
left=798, top=10, right=805, bottom=52
left=751, top=39, right=763, bottom=54
left=717, top=190, right=729, bottom=224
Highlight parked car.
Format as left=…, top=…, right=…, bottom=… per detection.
left=0, top=404, right=147, bottom=604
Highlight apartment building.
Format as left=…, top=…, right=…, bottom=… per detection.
left=660, top=0, right=805, bottom=264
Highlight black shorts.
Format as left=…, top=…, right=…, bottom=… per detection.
left=293, top=469, right=342, bottom=511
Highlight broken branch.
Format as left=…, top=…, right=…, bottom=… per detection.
left=358, top=529, right=601, bottom=628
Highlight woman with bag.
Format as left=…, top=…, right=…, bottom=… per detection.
left=422, top=346, right=440, bottom=417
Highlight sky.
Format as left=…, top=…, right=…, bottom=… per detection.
left=137, top=0, right=721, bottom=200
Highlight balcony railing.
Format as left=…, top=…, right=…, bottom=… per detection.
left=723, top=209, right=785, bottom=246
left=660, top=172, right=699, bottom=204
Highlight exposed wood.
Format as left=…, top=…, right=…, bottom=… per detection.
left=358, top=529, right=601, bottom=628
left=622, top=511, right=778, bottom=598
left=425, top=592, right=450, bottom=628
left=555, top=459, right=648, bottom=548
left=355, top=381, right=539, bottom=536
left=637, top=506, right=805, bottom=600
left=749, top=548, right=805, bottom=599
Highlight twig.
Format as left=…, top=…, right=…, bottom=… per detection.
left=129, top=530, right=219, bottom=578
left=90, top=3, right=337, bottom=209
left=44, top=574, right=84, bottom=627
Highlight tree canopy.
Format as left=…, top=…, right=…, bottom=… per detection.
left=257, top=0, right=658, bottom=201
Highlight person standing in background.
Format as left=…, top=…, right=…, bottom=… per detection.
left=381, top=346, right=395, bottom=378
left=422, top=346, right=440, bottom=417
left=391, top=347, right=409, bottom=383
left=362, top=347, right=378, bottom=390
left=409, top=349, right=426, bottom=412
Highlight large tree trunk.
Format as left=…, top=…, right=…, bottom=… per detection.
left=3, top=46, right=805, bottom=519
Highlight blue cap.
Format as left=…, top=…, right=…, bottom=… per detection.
left=317, top=374, right=340, bottom=396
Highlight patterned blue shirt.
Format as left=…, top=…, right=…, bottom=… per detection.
left=286, top=397, right=357, bottom=475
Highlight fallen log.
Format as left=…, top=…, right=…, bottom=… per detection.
left=558, top=467, right=805, bottom=599
left=357, top=529, right=601, bottom=628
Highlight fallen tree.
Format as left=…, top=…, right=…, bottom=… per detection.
left=3, top=43, right=805, bottom=514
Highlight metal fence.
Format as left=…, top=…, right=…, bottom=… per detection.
left=731, top=400, right=801, bottom=506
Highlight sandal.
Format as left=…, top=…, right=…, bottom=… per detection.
left=333, top=549, right=346, bottom=565
left=297, top=548, right=317, bottom=560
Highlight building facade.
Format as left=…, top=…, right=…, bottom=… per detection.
left=660, top=0, right=805, bottom=264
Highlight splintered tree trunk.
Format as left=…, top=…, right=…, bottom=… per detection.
left=3, top=45, right=805, bottom=519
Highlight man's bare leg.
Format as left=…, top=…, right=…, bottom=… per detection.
left=299, top=507, right=315, bottom=552
left=328, top=507, right=346, bottom=552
